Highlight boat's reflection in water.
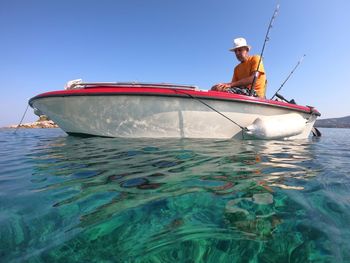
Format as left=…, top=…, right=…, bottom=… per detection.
left=28, top=135, right=322, bottom=259
left=222, top=138, right=319, bottom=240
left=257, top=139, right=318, bottom=189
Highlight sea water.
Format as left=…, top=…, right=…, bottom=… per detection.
left=0, top=128, right=349, bottom=262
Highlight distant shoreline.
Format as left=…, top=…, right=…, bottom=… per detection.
left=5, top=120, right=58, bottom=129
left=3, top=115, right=350, bottom=130
left=315, top=116, right=350, bottom=128
left=315, top=126, right=350, bottom=129
left=315, top=125, right=350, bottom=129
left=4, top=124, right=349, bottom=130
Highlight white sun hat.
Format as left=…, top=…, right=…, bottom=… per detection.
left=229, top=37, right=251, bottom=52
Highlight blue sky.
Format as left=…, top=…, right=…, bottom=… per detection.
left=1, top=0, right=349, bottom=126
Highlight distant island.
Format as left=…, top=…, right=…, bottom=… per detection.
left=315, top=115, right=350, bottom=128
left=7, top=115, right=58, bottom=129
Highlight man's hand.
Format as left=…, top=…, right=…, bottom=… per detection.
left=211, top=83, right=231, bottom=91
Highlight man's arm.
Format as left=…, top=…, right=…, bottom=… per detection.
left=213, top=71, right=260, bottom=91
left=230, top=73, right=259, bottom=88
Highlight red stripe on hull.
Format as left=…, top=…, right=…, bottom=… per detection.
left=29, top=86, right=320, bottom=116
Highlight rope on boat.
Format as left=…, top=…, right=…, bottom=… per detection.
left=14, top=104, right=30, bottom=134
left=175, top=90, right=247, bottom=131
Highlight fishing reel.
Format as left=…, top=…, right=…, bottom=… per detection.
left=273, top=93, right=296, bottom=104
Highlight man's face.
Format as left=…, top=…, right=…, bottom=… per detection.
left=234, top=47, right=249, bottom=62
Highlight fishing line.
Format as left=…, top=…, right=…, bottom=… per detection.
left=14, top=104, right=30, bottom=134
left=175, top=90, right=247, bottom=131
left=271, top=54, right=306, bottom=100
left=250, top=4, right=280, bottom=96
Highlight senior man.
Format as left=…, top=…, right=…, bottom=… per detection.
left=212, top=37, right=266, bottom=98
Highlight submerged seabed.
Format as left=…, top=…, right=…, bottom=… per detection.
left=0, top=128, right=349, bottom=262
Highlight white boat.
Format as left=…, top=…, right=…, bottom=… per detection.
left=29, top=82, right=321, bottom=139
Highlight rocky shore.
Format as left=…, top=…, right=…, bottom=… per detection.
left=7, top=115, right=58, bottom=129
left=8, top=120, right=58, bottom=129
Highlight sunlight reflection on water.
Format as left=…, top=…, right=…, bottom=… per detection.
left=1, top=128, right=349, bottom=262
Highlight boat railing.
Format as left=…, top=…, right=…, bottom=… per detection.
left=68, top=81, right=199, bottom=91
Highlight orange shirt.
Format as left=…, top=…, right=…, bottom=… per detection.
left=232, top=55, right=266, bottom=98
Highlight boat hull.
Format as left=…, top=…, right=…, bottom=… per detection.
left=29, top=87, right=320, bottom=139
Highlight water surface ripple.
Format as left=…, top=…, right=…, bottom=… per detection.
left=0, top=128, right=349, bottom=262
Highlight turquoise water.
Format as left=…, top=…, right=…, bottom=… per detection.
left=1, top=128, right=350, bottom=262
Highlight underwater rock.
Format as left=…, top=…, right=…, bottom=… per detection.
left=252, top=193, right=274, bottom=205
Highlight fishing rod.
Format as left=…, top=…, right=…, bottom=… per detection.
left=250, top=4, right=280, bottom=96
left=270, top=54, right=306, bottom=100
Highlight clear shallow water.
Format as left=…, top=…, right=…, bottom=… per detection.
left=0, top=128, right=350, bottom=262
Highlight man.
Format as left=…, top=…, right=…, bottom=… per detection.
left=212, top=37, right=266, bottom=98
